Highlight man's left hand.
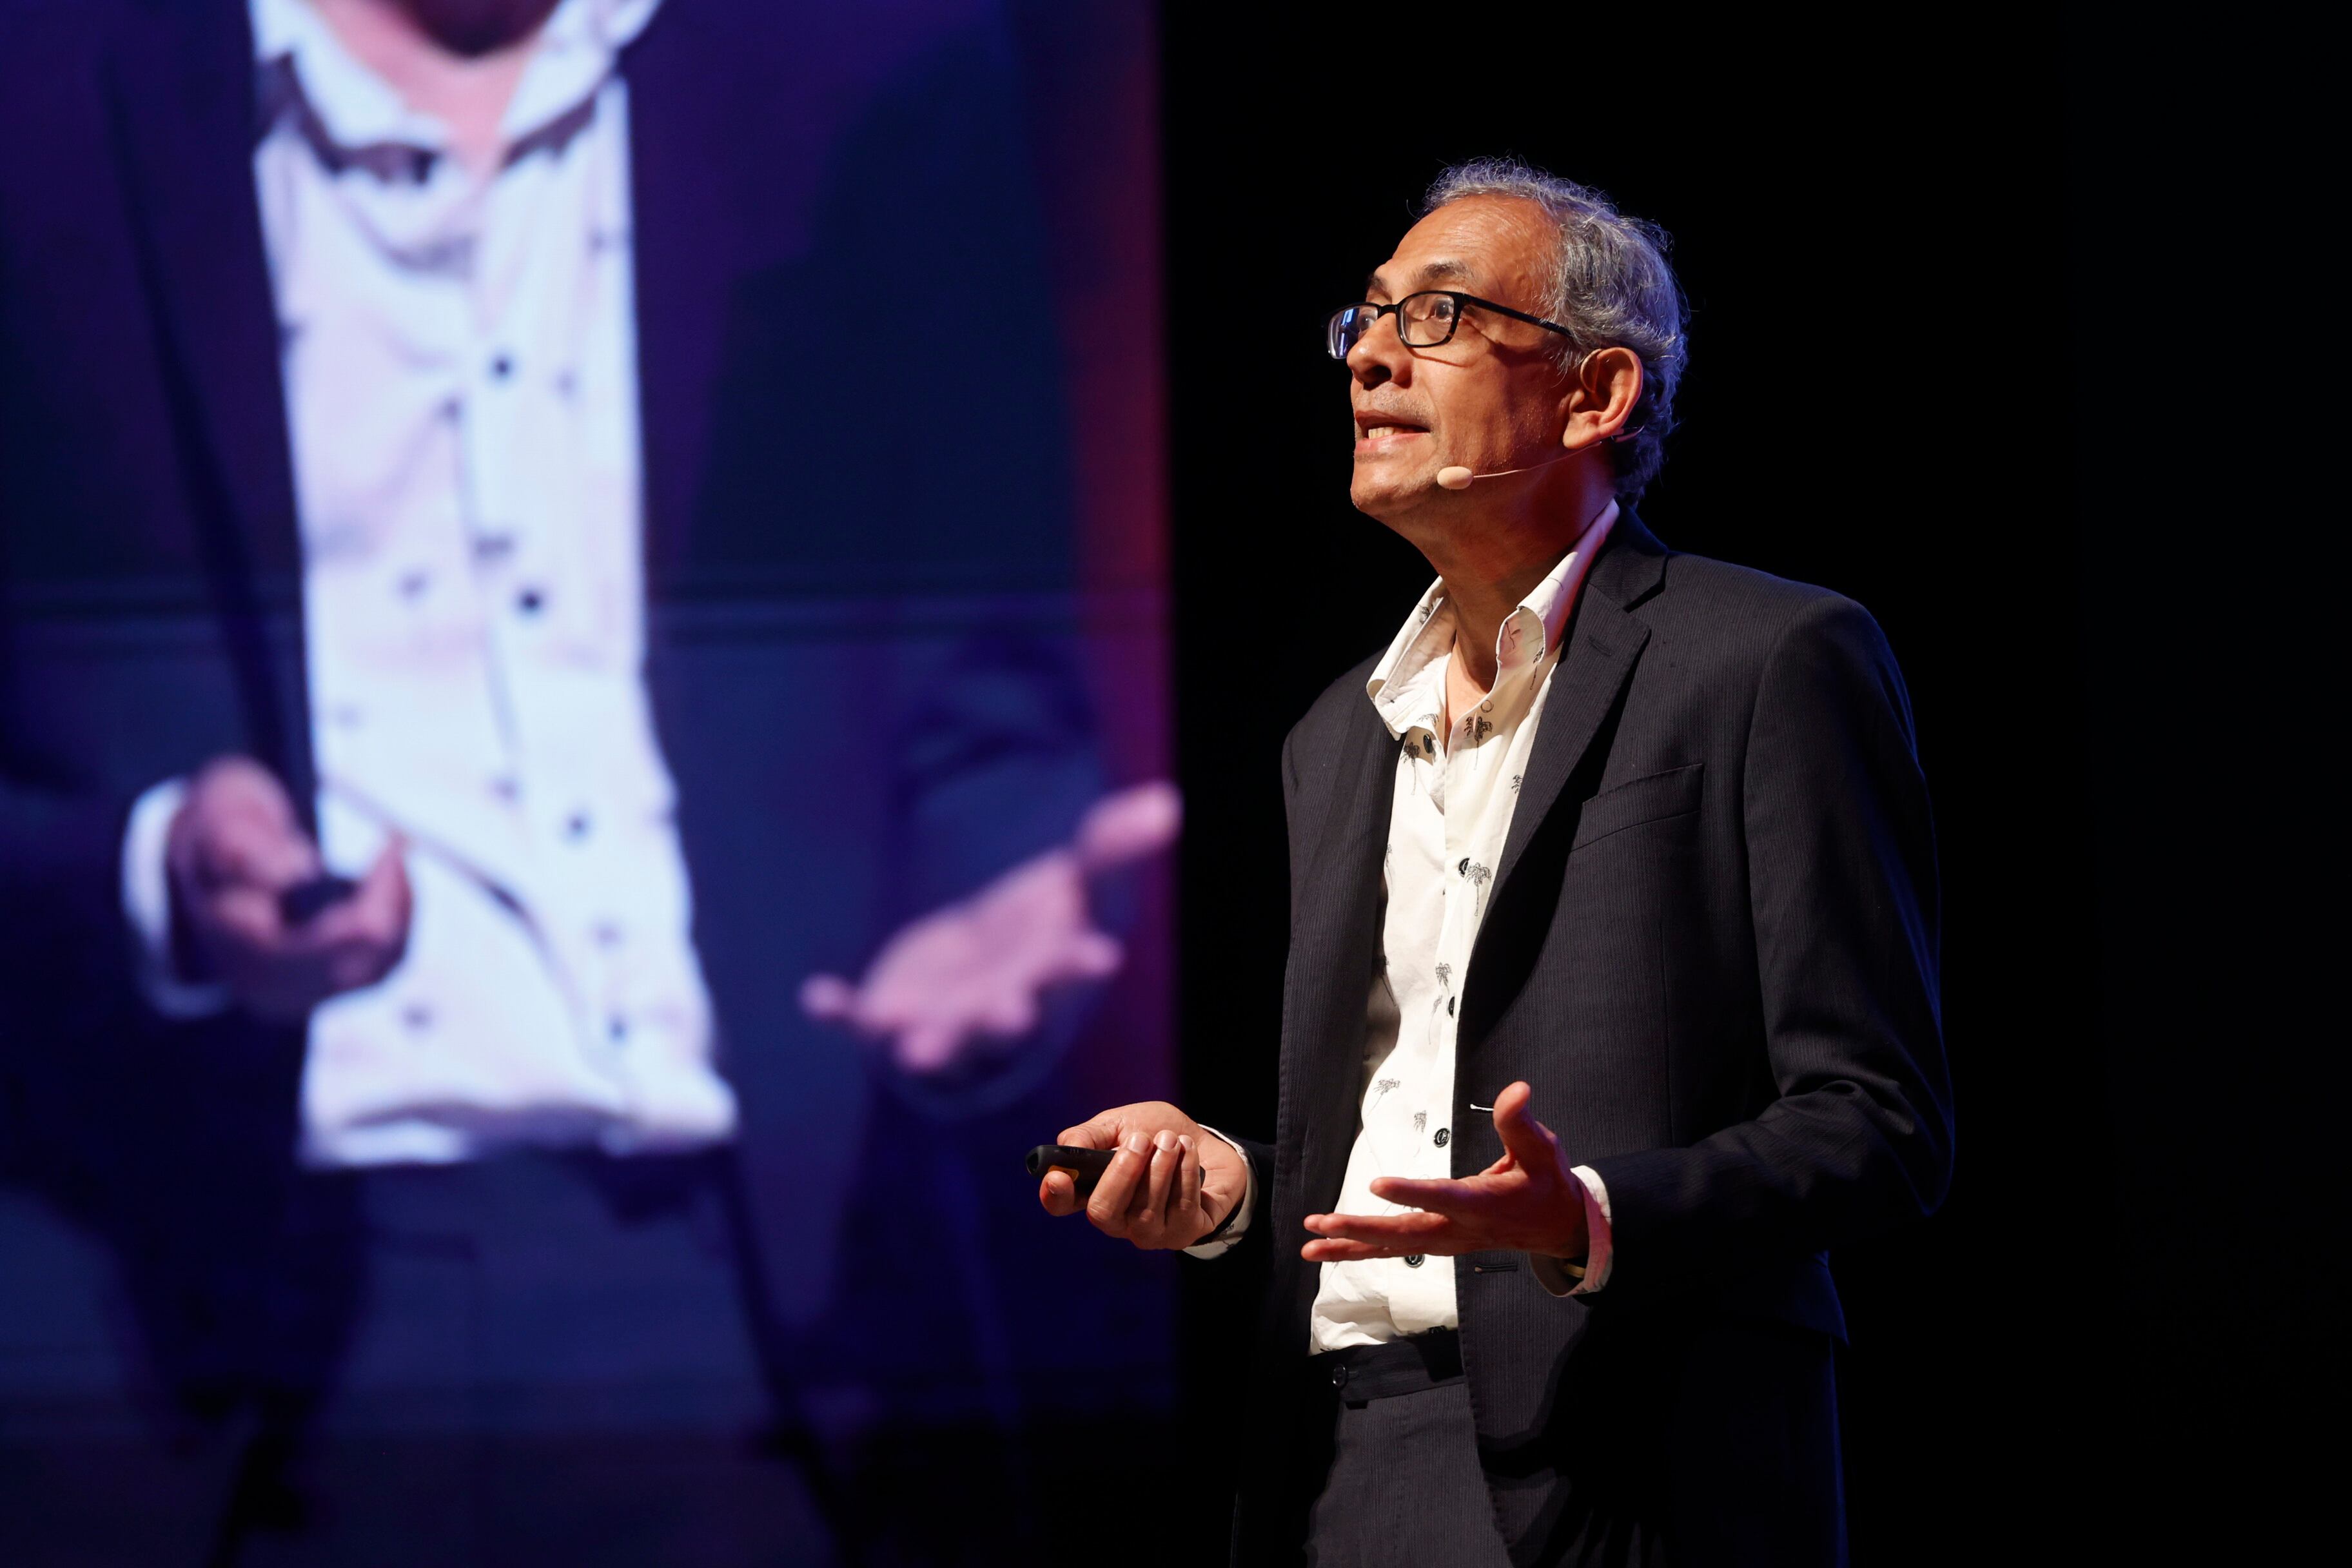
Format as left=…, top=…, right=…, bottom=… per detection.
left=1301, top=1081, right=1589, bottom=1264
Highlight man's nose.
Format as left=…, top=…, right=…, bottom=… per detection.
left=1348, top=316, right=1409, bottom=387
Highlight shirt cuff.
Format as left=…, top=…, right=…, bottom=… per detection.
left=1530, top=1164, right=1614, bottom=1297
left=1181, top=1124, right=1256, bottom=1259
left=121, top=778, right=232, bottom=1020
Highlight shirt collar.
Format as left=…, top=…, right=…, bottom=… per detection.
left=251, top=0, right=663, bottom=161
left=1366, top=498, right=1620, bottom=740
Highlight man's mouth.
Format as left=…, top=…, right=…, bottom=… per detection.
left=1354, top=415, right=1430, bottom=453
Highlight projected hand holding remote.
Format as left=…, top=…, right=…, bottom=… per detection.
left=166, top=757, right=411, bottom=1021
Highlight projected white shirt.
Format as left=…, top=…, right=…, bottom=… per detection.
left=125, top=0, right=734, bottom=1166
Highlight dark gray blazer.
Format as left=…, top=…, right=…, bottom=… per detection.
left=1226, top=511, right=1952, bottom=1562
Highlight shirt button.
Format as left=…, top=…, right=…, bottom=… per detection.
left=1447, top=997, right=1456, bottom=1016
left=1404, top=1254, right=1426, bottom=1268
left=516, top=587, right=546, bottom=615
left=1434, top=1128, right=1450, bottom=1148
left=1458, top=858, right=1469, bottom=875
left=490, top=353, right=514, bottom=380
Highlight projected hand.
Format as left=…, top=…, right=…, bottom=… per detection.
left=1035, top=1101, right=1248, bottom=1251
left=1299, top=1082, right=1591, bottom=1264
left=167, top=756, right=411, bottom=1022
left=799, top=780, right=1181, bottom=1075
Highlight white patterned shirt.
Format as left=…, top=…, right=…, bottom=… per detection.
left=1193, top=502, right=1620, bottom=1348
left=125, top=0, right=736, bottom=1166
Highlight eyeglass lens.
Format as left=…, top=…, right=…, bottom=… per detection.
left=1326, top=293, right=1462, bottom=358
left=1327, top=305, right=1378, bottom=359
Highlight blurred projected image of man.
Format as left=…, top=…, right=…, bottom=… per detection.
left=0, top=1, right=1173, bottom=1562
left=1041, top=161, right=1952, bottom=1565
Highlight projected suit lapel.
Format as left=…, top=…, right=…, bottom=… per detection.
left=106, top=6, right=313, bottom=803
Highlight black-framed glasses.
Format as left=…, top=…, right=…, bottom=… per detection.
left=1325, top=290, right=1577, bottom=360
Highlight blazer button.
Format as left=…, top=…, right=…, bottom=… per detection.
left=1330, top=1364, right=1349, bottom=1388
left=1404, top=1254, right=1426, bottom=1268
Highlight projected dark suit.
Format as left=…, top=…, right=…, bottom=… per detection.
left=0, top=2, right=1130, bottom=1562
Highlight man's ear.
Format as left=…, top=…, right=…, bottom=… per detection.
left=1561, top=347, right=1644, bottom=451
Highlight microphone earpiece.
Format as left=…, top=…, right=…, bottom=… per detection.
left=1436, top=466, right=1475, bottom=491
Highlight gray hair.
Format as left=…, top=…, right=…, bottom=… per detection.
left=1422, top=159, right=1688, bottom=497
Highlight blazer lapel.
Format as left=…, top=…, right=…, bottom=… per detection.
left=1487, top=512, right=1669, bottom=907
left=618, top=8, right=736, bottom=591
left=106, top=10, right=297, bottom=583
left=106, top=7, right=311, bottom=791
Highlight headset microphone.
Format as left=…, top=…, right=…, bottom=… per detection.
left=1435, top=453, right=1567, bottom=491
left=1434, top=427, right=1643, bottom=491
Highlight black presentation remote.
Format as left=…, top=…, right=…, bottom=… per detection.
left=1025, top=1143, right=1115, bottom=1196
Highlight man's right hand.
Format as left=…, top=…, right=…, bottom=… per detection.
left=1037, top=1101, right=1248, bottom=1250
left=165, top=757, right=411, bottom=1022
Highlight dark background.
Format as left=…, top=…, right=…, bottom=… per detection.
left=1161, top=5, right=2327, bottom=1562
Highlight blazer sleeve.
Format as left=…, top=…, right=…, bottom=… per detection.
left=1586, top=594, right=1953, bottom=1298
left=0, top=773, right=138, bottom=1020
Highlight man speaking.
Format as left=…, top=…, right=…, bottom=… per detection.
left=1039, top=160, right=1952, bottom=1565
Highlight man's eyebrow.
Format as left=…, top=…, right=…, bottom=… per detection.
left=1366, top=258, right=1478, bottom=297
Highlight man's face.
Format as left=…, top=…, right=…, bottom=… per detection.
left=1347, top=196, right=1574, bottom=520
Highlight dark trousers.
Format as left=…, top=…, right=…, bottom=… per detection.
left=221, top=1150, right=836, bottom=1568
left=1296, top=1324, right=1845, bottom=1568
left=1304, top=1333, right=1510, bottom=1568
